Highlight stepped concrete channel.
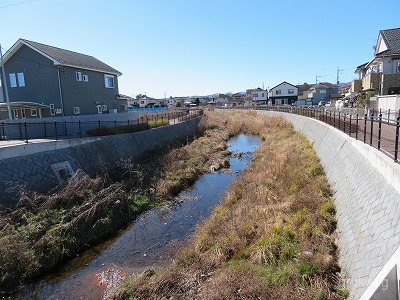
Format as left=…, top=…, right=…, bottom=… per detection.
left=255, top=110, right=400, bottom=300
left=0, top=117, right=201, bottom=207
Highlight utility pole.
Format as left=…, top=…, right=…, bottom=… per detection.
left=315, top=74, right=326, bottom=84
left=0, top=44, right=12, bottom=120
left=336, top=67, right=344, bottom=85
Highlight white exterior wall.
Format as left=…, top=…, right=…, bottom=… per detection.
left=377, top=95, right=400, bottom=111
left=381, top=57, right=393, bottom=74
left=251, top=90, right=268, bottom=101
left=270, top=82, right=298, bottom=97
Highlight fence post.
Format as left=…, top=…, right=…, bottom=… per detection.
left=388, top=109, right=391, bottom=124
left=370, top=112, right=374, bottom=146
left=338, top=112, right=341, bottom=131
left=343, top=113, right=346, bottom=134
left=1, top=122, right=5, bottom=140
left=395, top=116, right=400, bottom=161
left=378, top=112, right=382, bottom=150
left=98, top=120, right=101, bottom=130
left=24, top=121, right=28, bottom=143
left=79, top=120, right=82, bottom=138
left=333, top=111, right=336, bottom=128
left=18, top=122, right=22, bottom=140
left=363, top=114, right=367, bottom=143
left=64, top=120, right=68, bottom=136
left=114, top=120, right=117, bottom=134
left=356, top=114, right=359, bottom=140
left=349, top=115, right=352, bottom=137
left=44, top=121, right=47, bottom=137
left=55, top=120, right=58, bottom=141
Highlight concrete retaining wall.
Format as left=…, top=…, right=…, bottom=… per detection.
left=0, top=118, right=201, bottom=207
left=256, top=110, right=400, bottom=299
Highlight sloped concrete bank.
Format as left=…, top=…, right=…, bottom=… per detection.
left=0, top=118, right=201, bottom=207
left=256, top=110, right=400, bottom=299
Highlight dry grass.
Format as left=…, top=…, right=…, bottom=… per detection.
left=107, top=110, right=345, bottom=299
left=0, top=114, right=233, bottom=292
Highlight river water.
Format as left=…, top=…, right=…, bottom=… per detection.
left=13, top=134, right=261, bottom=300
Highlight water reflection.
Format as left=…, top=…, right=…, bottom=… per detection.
left=14, top=134, right=261, bottom=300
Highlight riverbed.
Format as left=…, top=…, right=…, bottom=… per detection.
left=14, top=134, right=261, bottom=300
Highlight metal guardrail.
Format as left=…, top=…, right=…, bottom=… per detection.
left=253, top=106, right=400, bottom=163
left=0, top=109, right=203, bottom=144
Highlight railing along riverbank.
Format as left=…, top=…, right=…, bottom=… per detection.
left=0, top=109, right=203, bottom=143
left=253, top=106, right=400, bottom=163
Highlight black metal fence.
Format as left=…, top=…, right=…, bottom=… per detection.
left=254, top=106, right=400, bottom=163
left=0, top=109, right=203, bottom=143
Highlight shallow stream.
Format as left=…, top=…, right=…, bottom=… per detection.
left=14, top=134, right=261, bottom=300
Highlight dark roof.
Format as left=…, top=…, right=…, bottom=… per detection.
left=6, top=39, right=121, bottom=75
left=296, top=82, right=311, bottom=91
left=356, top=62, right=368, bottom=70
left=376, top=28, right=400, bottom=56
left=312, top=83, right=329, bottom=90
left=319, top=82, right=338, bottom=88
left=269, top=81, right=297, bottom=90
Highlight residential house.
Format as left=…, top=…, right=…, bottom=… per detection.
left=307, top=82, right=339, bottom=105
left=138, top=96, right=158, bottom=108
left=0, top=39, right=122, bottom=120
left=229, top=92, right=244, bottom=106
left=296, top=82, right=312, bottom=105
left=338, top=83, right=352, bottom=98
left=353, top=27, right=400, bottom=96
left=212, top=94, right=232, bottom=105
left=268, top=82, right=298, bottom=105
left=250, top=88, right=268, bottom=105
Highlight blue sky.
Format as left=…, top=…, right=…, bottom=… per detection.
left=1, top=0, right=399, bottom=98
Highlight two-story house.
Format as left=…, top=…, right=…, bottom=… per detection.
left=0, top=39, right=122, bottom=120
left=250, top=88, right=268, bottom=105
left=268, top=82, right=298, bottom=105
left=353, top=28, right=400, bottom=96
left=307, top=82, right=339, bottom=105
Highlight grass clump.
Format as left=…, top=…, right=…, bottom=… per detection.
left=107, top=110, right=346, bottom=299
left=0, top=111, right=233, bottom=292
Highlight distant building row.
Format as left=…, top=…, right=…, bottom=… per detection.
left=1, top=27, right=399, bottom=120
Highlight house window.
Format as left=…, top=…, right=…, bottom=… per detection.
left=262, top=93, right=265, bottom=97
left=50, top=104, right=55, bottom=115
left=21, top=109, right=26, bottom=119
left=252, top=93, right=258, bottom=98
left=13, top=110, right=18, bottom=119
left=73, top=107, right=80, bottom=114
left=17, top=73, right=25, bottom=87
left=76, top=71, right=82, bottom=81
left=82, top=74, right=88, bottom=82
left=120, top=104, right=127, bottom=111
left=102, top=104, right=108, bottom=111
left=288, top=89, right=294, bottom=94
left=104, top=75, right=114, bottom=88
left=396, top=62, right=400, bottom=73
left=31, top=109, right=38, bottom=117
left=275, top=90, right=281, bottom=95
left=141, top=100, right=144, bottom=104
left=320, top=90, right=326, bottom=94
left=9, top=73, right=17, bottom=87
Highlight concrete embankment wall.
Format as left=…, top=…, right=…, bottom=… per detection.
left=256, top=110, right=400, bottom=300
left=0, top=118, right=201, bottom=207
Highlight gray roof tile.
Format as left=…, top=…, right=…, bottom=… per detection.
left=378, top=28, right=400, bottom=56
left=22, top=39, right=122, bottom=75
